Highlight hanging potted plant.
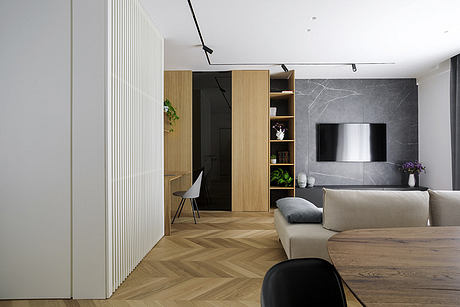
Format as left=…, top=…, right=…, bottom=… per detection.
left=164, top=99, right=179, bottom=132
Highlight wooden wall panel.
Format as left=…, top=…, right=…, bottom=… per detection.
left=164, top=71, right=193, bottom=215
left=232, top=71, right=269, bottom=211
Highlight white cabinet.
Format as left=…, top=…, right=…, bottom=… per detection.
left=0, top=0, right=72, bottom=299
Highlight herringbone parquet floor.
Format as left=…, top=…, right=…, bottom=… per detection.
left=2, top=211, right=361, bottom=307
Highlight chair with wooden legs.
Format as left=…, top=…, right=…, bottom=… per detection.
left=171, top=171, right=203, bottom=224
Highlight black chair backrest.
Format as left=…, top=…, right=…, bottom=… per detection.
left=261, top=258, right=347, bottom=307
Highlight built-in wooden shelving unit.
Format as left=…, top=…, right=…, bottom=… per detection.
left=269, top=70, right=295, bottom=208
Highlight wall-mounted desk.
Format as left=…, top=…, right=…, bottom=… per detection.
left=164, top=172, right=191, bottom=235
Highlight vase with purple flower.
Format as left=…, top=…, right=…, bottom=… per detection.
left=400, top=161, right=426, bottom=187
left=272, top=122, right=287, bottom=140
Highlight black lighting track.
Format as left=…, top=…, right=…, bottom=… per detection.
left=186, top=0, right=395, bottom=69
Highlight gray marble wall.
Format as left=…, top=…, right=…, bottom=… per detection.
left=295, top=79, right=418, bottom=185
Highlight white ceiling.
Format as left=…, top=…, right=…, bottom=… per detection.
left=141, top=0, right=460, bottom=78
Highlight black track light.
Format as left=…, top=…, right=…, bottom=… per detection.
left=281, top=64, right=288, bottom=72
left=202, top=45, right=213, bottom=54
left=351, top=64, right=357, bottom=72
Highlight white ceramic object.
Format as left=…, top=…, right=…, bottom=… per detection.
left=276, top=130, right=285, bottom=140
left=408, top=174, right=415, bottom=187
left=307, top=176, right=316, bottom=187
left=270, top=158, right=277, bottom=164
left=163, top=105, right=169, bottom=112
left=270, top=107, right=277, bottom=117
left=298, top=172, right=307, bottom=188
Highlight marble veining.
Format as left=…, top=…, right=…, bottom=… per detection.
left=295, top=79, right=418, bottom=185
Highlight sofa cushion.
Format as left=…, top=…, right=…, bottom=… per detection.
left=429, top=190, right=460, bottom=226
left=274, top=209, right=337, bottom=261
left=322, top=189, right=429, bottom=232
left=276, top=197, right=322, bottom=223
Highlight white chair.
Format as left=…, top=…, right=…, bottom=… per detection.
left=172, top=171, right=203, bottom=224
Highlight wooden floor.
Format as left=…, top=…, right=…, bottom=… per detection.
left=2, top=211, right=361, bottom=306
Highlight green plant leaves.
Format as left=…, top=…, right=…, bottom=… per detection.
left=270, top=168, right=293, bottom=187
left=164, top=99, right=179, bottom=132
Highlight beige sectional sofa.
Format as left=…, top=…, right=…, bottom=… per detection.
left=275, top=189, right=459, bottom=261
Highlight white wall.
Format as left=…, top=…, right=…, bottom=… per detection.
left=0, top=0, right=71, bottom=298
left=418, top=60, right=452, bottom=189
left=0, top=0, right=164, bottom=299
left=72, top=0, right=108, bottom=298
left=72, top=0, right=164, bottom=298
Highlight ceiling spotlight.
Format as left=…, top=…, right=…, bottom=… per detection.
left=351, top=64, right=357, bottom=72
left=281, top=64, right=288, bottom=72
left=202, top=45, right=213, bottom=54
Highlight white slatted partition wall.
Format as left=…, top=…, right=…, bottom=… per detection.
left=108, top=0, right=164, bottom=294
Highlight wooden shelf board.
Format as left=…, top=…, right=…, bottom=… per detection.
left=270, top=70, right=294, bottom=80
left=270, top=116, right=294, bottom=120
left=270, top=186, right=295, bottom=190
left=270, top=139, right=294, bottom=143
left=270, top=163, right=294, bottom=166
left=270, top=92, right=294, bottom=99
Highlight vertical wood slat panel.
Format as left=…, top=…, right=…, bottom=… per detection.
left=108, top=0, right=164, bottom=294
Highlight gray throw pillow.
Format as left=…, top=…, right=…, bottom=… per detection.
left=276, top=197, right=322, bottom=223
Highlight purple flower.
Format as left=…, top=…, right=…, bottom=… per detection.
left=272, top=122, right=287, bottom=133
left=400, top=161, right=426, bottom=174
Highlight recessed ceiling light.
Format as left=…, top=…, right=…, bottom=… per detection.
left=444, top=30, right=449, bottom=34
left=306, top=28, right=311, bottom=32
left=312, top=16, right=317, bottom=20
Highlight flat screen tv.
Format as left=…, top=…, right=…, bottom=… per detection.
left=317, top=123, right=387, bottom=162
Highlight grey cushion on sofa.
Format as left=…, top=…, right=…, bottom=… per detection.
left=276, top=197, right=322, bottom=223
left=429, top=190, right=460, bottom=226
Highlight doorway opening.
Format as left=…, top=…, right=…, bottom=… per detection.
left=193, top=72, right=232, bottom=211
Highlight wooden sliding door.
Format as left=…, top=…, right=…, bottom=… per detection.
left=232, top=71, right=269, bottom=211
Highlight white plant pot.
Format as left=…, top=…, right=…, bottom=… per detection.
left=164, top=106, right=169, bottom=112
left=408, top=174, right=416, bottom=187
left=276, top=130, right=285, bottom=140
left=270, top=159, right=277, bottom=164
left=270, top=107, right=277, bottom=117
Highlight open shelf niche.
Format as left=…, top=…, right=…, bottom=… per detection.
left=269, top=70, right=295, bottom=208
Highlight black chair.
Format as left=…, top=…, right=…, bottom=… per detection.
left=261, top=258, right=347, bottom=307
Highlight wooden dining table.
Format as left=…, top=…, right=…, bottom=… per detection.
left=328, top=226, right=460, bottom=306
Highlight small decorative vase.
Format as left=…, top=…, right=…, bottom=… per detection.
left=298, top=172, right=307, bottom=188
left=270, top=158, right=277, bottom=164
left=408, top=173, right=415, bottom=187
left=276, top=130, right=285, bottom=140
left=307, top=176, right=316, bottom=187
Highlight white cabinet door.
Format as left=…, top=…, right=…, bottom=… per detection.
left=0, top=0, right=71, bottom=299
